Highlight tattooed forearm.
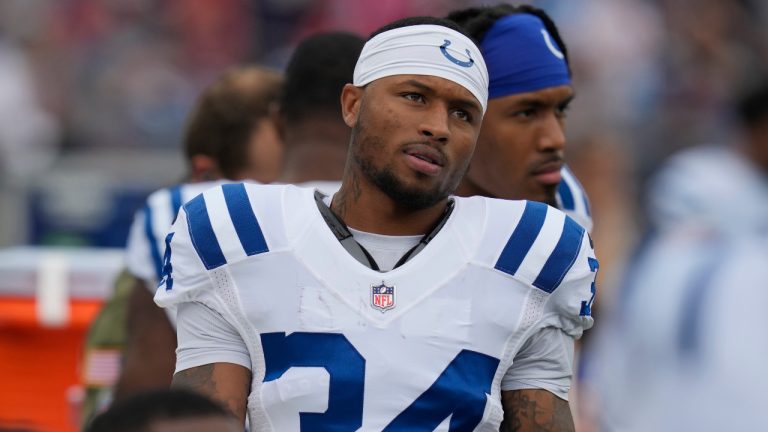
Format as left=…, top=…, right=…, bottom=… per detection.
left=501, top=389, right=575, bottom=432
left=172, top=363, right=251, bottom=425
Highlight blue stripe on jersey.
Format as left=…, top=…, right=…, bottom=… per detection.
left=533, top=216, right=585, bottom=293
left=143, top=204, right=164, bottom=280
left=495, top=201, right=548, bottom=276
left=678, top=248, right=722, bottom=357
left=183, top=194, right=227, bottom=270
left=557, top=178, right=576, bottom=210
left=169, top=185, right=183, bottom=223
left=222, top=183, right=269, bottom=256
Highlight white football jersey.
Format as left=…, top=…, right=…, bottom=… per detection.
left=594, top=146, right=768, bottom=431
left=156, top=183, right=597, bottom=431
left=125, top=180, right=230, bottom=288
left=556, top=165, right=593, bottom=233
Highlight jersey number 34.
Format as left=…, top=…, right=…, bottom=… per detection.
left=261, top=332, right=500, bottom=431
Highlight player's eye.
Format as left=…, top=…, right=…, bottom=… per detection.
left=403, top=93, right=425, bottom=104
left=555, top=103, right=570, bottom=119
left=451, top=109, right=472, bottom=123
left=514, top=108, right=536, bottom=119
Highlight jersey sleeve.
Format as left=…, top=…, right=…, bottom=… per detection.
left=175, top=301, right=251, bottom=372
left=153, top=205, right=214, bottom=308
left=125, top=207, right=157, bottom=285
left=501, top=327, right=575, bottom=399
left=538, top=224, right=597, bottom=339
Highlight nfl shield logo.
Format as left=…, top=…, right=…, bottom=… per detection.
left=371, top=281, right=395, bottom=312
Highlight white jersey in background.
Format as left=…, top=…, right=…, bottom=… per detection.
left=155, top=183, right=598, bottom=431
left=556, top=165, right=593, bottom=233
left=594, top=146, right=768, bottom=431
left=125, top=180, right=231, bottom=290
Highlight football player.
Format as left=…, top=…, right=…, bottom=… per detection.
left=450, top=4, right=592, bottom=232
left=157, top=17, right=597, bottom=431
left=595, top=82, right=768, bottom=431
left=111, top=66, right=283, bottom=402
left=275, top=32, right=365, bottom=194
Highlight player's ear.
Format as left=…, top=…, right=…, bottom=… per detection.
left=269, top=101, right=286, bottom=140
left=341, top=84, right=363, bottom=127
left=189, top=154, right=221, bottom=182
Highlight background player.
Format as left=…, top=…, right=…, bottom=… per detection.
left=158, top=17, right=596, bottom=431
left=449, top=4, right=592, bottom=232
left=82, top=67, right=283, bottom=420
left=594, top=81, right=768, bottom=430
left=275, top=31, right=365, bottom=193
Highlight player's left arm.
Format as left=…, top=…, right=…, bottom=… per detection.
left=500, top=389, right=575, bottom=432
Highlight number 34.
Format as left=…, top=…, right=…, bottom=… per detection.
left=261, top=332, right=500, bottom=431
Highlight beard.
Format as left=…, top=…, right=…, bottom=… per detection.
left=351, top=112, right=466, bottom=211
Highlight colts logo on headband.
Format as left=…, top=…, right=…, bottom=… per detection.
left=440, top=39, right=474, bottom=68
left=541, top=29, right=564, bottom=60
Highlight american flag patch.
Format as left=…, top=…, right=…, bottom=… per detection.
left=83, top=349, right=121, bottom=387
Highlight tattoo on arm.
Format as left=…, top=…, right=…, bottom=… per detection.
left=172, top=363, right=251, bottom=425
left=500, top=389, right=575, bottom=432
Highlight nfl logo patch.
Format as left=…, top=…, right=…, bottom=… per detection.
left=371, top=281, right=395, bottom=312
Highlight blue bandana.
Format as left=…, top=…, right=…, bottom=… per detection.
left=481, top=14, right=571, bottom=99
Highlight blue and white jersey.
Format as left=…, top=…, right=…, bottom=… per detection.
left=595, top=146, right=768, bottom=431
left=555, top=165, right=592, bottom=232
left=155, top=183, right=598, bottom=431
left=125, top=180, right=230, bottom=289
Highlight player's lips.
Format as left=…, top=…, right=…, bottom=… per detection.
left=531, top=160, right=563, bottom=185
left=402, top=144, right=445, bottom=176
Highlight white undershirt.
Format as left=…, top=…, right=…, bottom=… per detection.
left=347, top=227, right=421, bottom=272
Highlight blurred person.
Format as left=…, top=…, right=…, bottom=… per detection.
left=85, top=388, right=240, bottom=432
left=81, top=66, right=282, bottom=425
left=275, top=31, right=365, bottom=193
left=156, top=16, right=597, bottom=431
left=449, top=4, right=592, bottom=232
left=594, top=81, right=768, bottom=431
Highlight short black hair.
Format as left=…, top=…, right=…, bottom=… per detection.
left=280, top=32, right=365, bottom=123
left=85, top=389, right=234, bottom=432
left=737, top=80, right=768, bottom=128
left=368, top=16, right=478, bottom=48
left=447, top=4, right=571, bottom=73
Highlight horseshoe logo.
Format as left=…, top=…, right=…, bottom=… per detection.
left=440, top=39, right=474, bottom=68
left=541, top=29, right=564, bottom=59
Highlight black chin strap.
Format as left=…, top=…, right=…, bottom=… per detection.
left=314, top=190, right=454, bottom=272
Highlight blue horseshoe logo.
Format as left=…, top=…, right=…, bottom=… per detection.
left=440, top=39, right=474, bottom=68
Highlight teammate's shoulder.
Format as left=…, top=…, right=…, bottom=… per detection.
left=556, top=165, right=593, bottom=232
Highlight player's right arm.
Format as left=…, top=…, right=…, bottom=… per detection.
left=155, top=192, right=255, bottom=423
left=500, top=389, right=575, bottom=432
left=172, top=363, right=251, bottom=425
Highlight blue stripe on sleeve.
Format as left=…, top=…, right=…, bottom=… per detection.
left=170, top=185, right=183, bottom=223
left=495, top=201, right=548, bottom=276
left=557, top=178, right=575, bottom=211
left=143, top=204, right=164, bottom=280
left=183, top=194, right=227, bottom=270
left=533, top=216, right=585, bottom=293
left=222, top=183, right=269, bottom=256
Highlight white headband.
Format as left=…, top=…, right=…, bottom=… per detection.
left=353, top=24, right=489, bottom=114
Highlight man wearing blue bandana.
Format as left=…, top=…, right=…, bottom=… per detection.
left=451, top=5, right=593, bottom=233
left=449, top=5, right=594, bottom=431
